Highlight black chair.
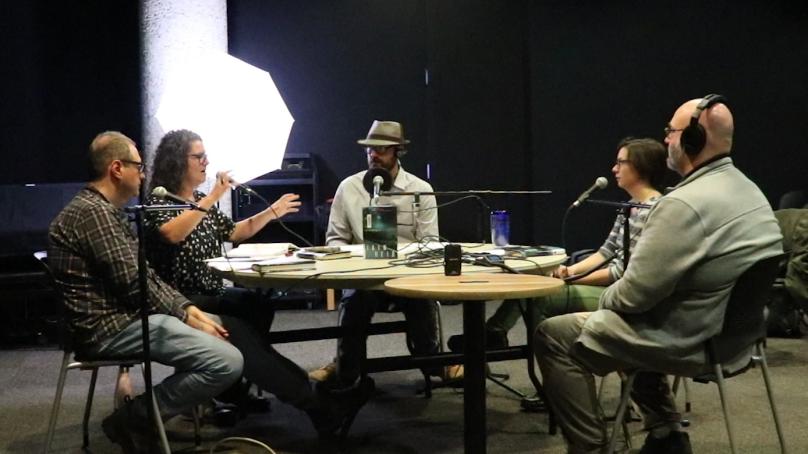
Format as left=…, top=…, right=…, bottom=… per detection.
left=607, top=253, right=788, bottom=454
left=779, top=190, right=808, bottom=209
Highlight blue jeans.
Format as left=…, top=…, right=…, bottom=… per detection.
left=86, top=313, right=244, bottom=419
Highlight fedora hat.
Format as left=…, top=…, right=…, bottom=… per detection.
left=357, top=120, right=410, bottom=146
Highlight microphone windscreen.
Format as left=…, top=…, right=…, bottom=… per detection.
left=151, top=186, right=169, bottom=197
left=595, top=176, right=608, bottom=189
left=362, top=167, right=393, bottom=194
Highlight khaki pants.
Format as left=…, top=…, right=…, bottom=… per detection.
left=534, top=312, right=681, bottom=454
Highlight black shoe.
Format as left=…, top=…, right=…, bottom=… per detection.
left=638, top=430, right=693, bottom=454
left=102, top=398, right=159, bottom=454
left=216, top=380, right=272, bottom=415
left=447, top=329, right=509, bottom=353
left=310, top=376, right=375, bottom=439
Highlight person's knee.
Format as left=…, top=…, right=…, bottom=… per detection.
left=534, top=313, right=585, bottom=356
left=217, top=344, right=244, bottom=384
left=208, top=342, right=244, bottom=386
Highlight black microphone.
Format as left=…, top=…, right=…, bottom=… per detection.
left=571, top=177, right=608, bottom=208
left=362, top=167, right=393, bottom=196
left=151, top=186, right=208, bottom=213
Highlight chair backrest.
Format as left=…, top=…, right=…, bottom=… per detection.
left=779, top=190, right=808, bottom=209
left=32, top=252, right=73, bottom=352
left=710, top=253, right=786, bottom=363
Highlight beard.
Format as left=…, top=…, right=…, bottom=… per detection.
left=369, top=158, right=395, bottom=173
left=667, top=143, right=683, bottom=174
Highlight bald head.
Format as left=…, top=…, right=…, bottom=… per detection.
left=675, top=98, right=734, bottom=154
left=88, top=131, right=135, bottom=181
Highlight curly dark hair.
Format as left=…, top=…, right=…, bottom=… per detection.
left=616, top=137, right=669, bottom=191
left=149, top=129, right=202, bottom=193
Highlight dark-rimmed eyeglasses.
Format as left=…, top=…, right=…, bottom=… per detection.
left=120, top=159, right=146, bottom=173
left=188, top=152, right=208, bottom=162
left=614, top=159, right=631, bottom=168
left=664, top=125, right=685, bottom=136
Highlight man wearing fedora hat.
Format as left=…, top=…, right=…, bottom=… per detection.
left=310, top=120, right=464, bottom=387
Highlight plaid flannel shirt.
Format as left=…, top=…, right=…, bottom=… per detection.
left=48, top=187, right=190, bottom=349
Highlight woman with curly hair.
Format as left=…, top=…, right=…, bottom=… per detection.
left=144, top=130, right=372, bottom=436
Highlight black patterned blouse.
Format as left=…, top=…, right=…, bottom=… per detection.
left=145, top=190, right=236, bottom=296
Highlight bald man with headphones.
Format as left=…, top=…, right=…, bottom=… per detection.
left=533, top=96, right=783, bottom=454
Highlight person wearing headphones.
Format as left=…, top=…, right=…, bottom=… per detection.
left=309, top=120, right=464, bottom=387
left=448, top=137, right=670, bottom=354
left=533, top=96, right=783, bottom=454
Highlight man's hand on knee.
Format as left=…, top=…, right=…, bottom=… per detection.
left=186, top=305, right=229, bottom=340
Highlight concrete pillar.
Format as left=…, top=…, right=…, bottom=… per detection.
left=140, top=0, right=229, bottom=212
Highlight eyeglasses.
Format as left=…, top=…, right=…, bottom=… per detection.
left=120, top=159, right=146, bottom=173
left=614, top=159, right=631, bottom=168
left=365, top=146, right=398, bottom=155
left=664, top=125, right=685, bottom=136
left=188, top=152, right=208, bottom=162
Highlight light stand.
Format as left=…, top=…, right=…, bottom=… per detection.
left=125, top=203, right=193, bottom=454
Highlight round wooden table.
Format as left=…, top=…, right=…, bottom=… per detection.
left=385, top=273, right=565, bottom=454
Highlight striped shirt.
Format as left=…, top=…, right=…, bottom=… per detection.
left=48, top=187, right=189, bottom=349
left=598, top=196, right=659, bottom=282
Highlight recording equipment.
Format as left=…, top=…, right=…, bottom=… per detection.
left=571, top=177, right=608, bottom=208
left=362, top=167, right=393, bottom=203
left=444, top=244, right=462, bottom=276
left=151, top=186, right=208, bottom=213
left=681, top=93, right=728, bottom=156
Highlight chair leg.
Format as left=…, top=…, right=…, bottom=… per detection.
left=82, top=368, right=100, bottom=448
left=713, top=363, right=738, bottom=454
left=150, top=392, right=171, bottom=454
left=756, top=344, right=789, bottom=454
left=192, top=405, right=202, bottom=447
left=597, top=373, right=608, bottom=402
left=682, top=376, right=692, bottom=412
left=608, top=372, right=636, bottom=454
left=43, top=351, right=72, bottom=453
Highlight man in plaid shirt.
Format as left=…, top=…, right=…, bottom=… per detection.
left=48, top=131, right=243, bottom=452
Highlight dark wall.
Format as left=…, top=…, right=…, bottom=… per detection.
left=228, top=0, right=808, bottom=249
left=3, top=1, right=807, bottom=250
left=529, top=1, right=808, bottom=251
left=228, top=0, right=532, bottom=243
left=0, top=1, right=142, bottom=184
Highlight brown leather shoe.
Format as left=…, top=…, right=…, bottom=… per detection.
left=440, top=364, right=464, bottom=383
left=308, top=362, right=337, bottom=382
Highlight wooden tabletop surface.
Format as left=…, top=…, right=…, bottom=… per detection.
left=384, top=273, right=565, bottom=301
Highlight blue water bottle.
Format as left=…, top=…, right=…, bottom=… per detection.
left=490, top=210, right=510, bottom=246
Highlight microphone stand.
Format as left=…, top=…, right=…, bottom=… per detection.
left=381, top=190, right=551, bottom=243
left=124, top=203, right=192, bottom=452
left=582, top=198, right=650, bottom=267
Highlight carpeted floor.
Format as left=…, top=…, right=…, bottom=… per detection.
left=2, top=304, right=805, bottom=453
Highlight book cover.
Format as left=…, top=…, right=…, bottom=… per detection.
left=251, top=255, right=316, bottom=273
left=296, top=250, right=352, bottom=260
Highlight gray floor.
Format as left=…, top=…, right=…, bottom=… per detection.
left=2, top=304, right=806, bottom=453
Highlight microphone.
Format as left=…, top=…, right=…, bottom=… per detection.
left=372, top=175, right=384, bottom=199
left=151, top=186, right=209, bottom=213
left=571, top=176, right=608, bottom=208
left=362, top=168, right=393, bottom=204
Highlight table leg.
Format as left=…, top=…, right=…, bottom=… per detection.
left=525, top=298, right=557, bottom=435
left=463, top=301, right=486, bottom=454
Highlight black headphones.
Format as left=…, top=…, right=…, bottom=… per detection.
left=680, top=93, right=728, bottom=156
